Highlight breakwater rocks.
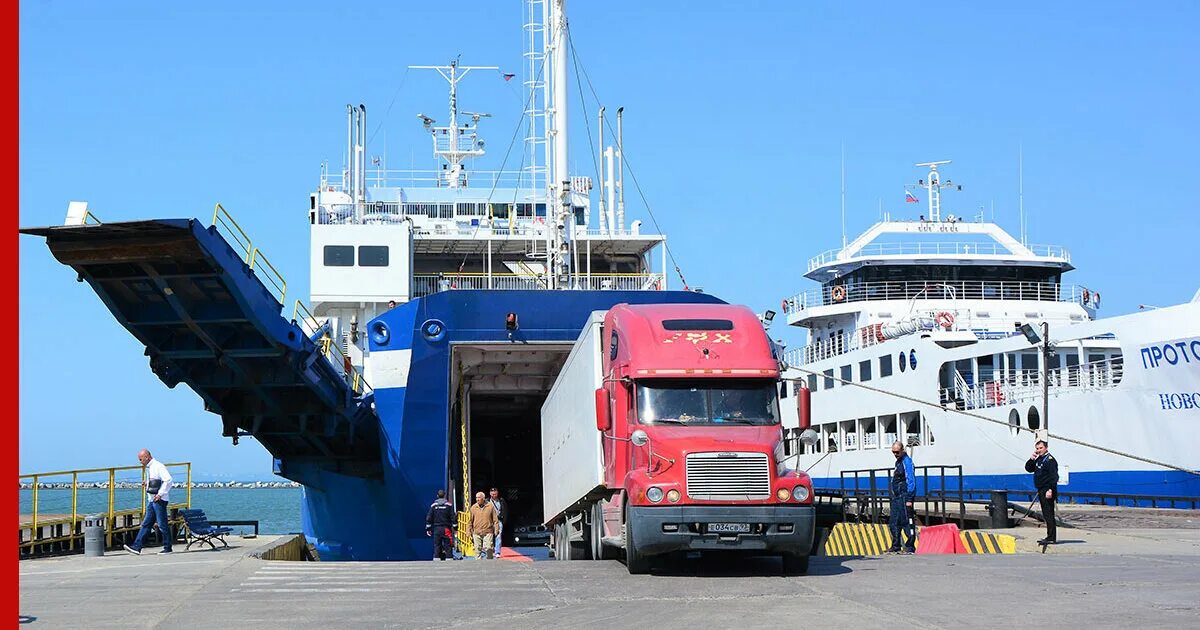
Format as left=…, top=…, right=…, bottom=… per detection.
left=19, top=480, right=302, bottom=490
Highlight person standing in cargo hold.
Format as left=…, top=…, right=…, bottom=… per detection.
left=425, top=489, right=456, bottom=561
left=886, top=441, right=917, bottom=553
left=1025, top=440, right=1059, bottom=544
left=468, top=491, right=499, bottom=559
left=123, top=449, right=173, bottom=555
left=488, top=487, right=507, bottom=558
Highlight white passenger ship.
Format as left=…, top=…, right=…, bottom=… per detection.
left=778, top=161, right=1200, bottom=498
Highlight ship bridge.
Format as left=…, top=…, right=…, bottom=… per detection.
left=21, top=206, right=381, bottom=486
left=784, top=218, right=1084, bottom=328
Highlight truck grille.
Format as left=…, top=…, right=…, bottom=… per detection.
left=685, top=452, right=771, bottom=500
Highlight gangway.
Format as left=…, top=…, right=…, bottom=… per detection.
left=21, top=210, right=381, bottom=485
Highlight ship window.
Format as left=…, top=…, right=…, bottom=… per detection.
left=323, top=245, right=354, bottom=267
left=822, top=369, right=834, bottom=389
left=859, top=360, right=873, bottom=382
left=840, top=364, right=852, bottom=384
left=358, top=246, right=389, bottom=267
left=879, top=354, right=893, bottom=377
left=1027, top=406, right=1041, bottom=430
left=898, top=352, right=907, bottom=373
left=1008, top=409, right=1020, bottom=435
left=807, top=374, right=818, bottom=392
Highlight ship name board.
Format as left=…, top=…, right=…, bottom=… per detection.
left=1139, top=337, right=1200, bottom=369
left=1158, top=392, right=1200, bottom=410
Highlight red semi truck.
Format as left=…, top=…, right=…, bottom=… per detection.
left=542, top=302, right=816, bottom=574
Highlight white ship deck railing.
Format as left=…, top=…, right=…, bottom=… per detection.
left=317, top=203, right=662, bottom=239
left=412, top=272, right=664, bottom=296
left=807, top=242, right=1070, bottom=272
left=323, top=169, right=534, bottom=191
left=941, top=358, right=1124, bottom=411
left=781, top=281, right=1088, bottom=315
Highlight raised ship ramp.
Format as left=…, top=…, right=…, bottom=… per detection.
left=20, top=217, right=380, bottom=484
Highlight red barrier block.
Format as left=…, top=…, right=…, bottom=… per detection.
left=915, top=523, right=966, bottom=554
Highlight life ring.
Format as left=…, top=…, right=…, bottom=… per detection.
left=831, top=286, right=846, bottom=302
left=935, top=311, right=955, bottom=329
left=1082, top=288, right=1091, bottom=305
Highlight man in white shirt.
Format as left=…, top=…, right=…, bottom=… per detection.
left=123, top=449, right=174, bottom=555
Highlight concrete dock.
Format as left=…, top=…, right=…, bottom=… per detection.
left=19, top=524, right=1200, bottom=629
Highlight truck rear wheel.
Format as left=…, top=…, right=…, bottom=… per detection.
left=782, top=552, right=810, bottom=576
left=588, top=502, right=605, bottom=561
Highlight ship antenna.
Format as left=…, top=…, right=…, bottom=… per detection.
left=1019, top=144, right=1026, bottom=246
left=840, top=143, right=847, bottom=249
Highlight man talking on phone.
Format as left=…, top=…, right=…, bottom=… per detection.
left=886, top=441, right=917, bottom=553
left=1024, top=440, right=1059, bottom=544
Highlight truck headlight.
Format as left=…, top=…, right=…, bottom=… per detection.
left=776, top=488, right=791, bottom=501
left=647, top=487, right=664, bottom=503
left=666, top=489, right=680, bottom=503
left=793, top=485, right=810, bottom=502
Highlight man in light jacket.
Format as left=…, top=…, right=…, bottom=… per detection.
left=467, top=491, right=498, bottom=559
left=124, top=449, right=174, bottom=555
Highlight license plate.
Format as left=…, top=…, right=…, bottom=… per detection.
left=708, top=522, right=750, bottom=534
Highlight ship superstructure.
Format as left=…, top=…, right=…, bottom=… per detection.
left=308, top=10, right=668, bottom=385
left=777, top=161, right=1200, bottom=497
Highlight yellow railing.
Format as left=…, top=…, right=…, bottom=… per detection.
left=211, top=203, right=288, bottom=304
left=456, top=511, right=475, bottom=558
left=292, top=300, right=369, bottom=395
left=83, top=210, right=103, bottom=225
left=19, top=462, right=192, bottom=552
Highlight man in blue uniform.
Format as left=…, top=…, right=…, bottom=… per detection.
left=1024, top=440, right=1059, bottom=544
left=425, top=489, right=456, bottom=561
left=887, top=441, right=917, bottom=553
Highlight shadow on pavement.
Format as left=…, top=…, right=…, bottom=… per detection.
left=645, top=552, right=856, bottom=577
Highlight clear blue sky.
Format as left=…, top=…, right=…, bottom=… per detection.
left=19, top=1, right=1199, bottom=478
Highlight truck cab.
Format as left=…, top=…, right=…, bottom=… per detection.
left=543, top=302, right=815, bottom=574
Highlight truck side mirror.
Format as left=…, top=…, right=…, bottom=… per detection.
left=595, top=388, right=611, bottom=432
left=795, top=384, right=811, bottom=430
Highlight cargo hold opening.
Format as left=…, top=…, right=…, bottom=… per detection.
left=450, top=344, right=572, bottom=546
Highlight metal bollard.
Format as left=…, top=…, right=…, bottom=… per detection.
left=83, top=514, right=106, bottom=557
left=988, top=490, right=1011, bottom=528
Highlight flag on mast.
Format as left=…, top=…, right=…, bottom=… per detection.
left=905, top=190, right=919, bottom=203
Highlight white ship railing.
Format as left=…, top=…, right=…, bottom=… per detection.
left=323, top=169, right=535, bottom=191
left=412, top=272, right=664, bottom=296
left=807, top=242, right=1070, bottom=272
left=781, top=281, right=1091, bottom=315
left=940, top=358, right=1124, bottom=411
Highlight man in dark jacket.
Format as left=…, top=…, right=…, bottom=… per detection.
left=488, top=487, right=507, bottom=558
left=1024, top=440, right=1059, bottom=544
left=887, top=442, right=917, bottom=553
left=426, top=489, right=456, bottom=560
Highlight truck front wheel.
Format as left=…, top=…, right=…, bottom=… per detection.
left=624, top=518, right=649, bottom=574
left=782, top=552, right=809, bottom=576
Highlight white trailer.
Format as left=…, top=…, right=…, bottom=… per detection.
left=541, top=311, right=606, bottom=525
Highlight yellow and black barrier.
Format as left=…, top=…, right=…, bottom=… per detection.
left=822, top=523, right=1015, bottom=556
left=959, top=530, right=1016, bottom=554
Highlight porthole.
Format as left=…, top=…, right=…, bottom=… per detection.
left=1027, top=406, right=1041, bottom=430
left=1008, top=409, right=1020, bottom=435
left=898, top=352, right=907, bottom=373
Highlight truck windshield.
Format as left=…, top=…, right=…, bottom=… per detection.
left=636, top=379, right=780, bottom=426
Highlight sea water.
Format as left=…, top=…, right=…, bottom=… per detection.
left=19, top=487, right=303, bottom=535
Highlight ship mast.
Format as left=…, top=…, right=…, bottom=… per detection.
left=545, top=0, right=571, bottom=288
left=410, top=60, right=497, bottom=188
left=914, top=160, right=958, bottom=222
